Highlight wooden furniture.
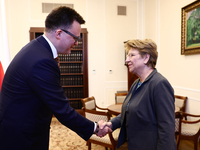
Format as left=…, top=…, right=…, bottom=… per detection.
left=29, top=27, right=45, bottom=40
left=175, top=95, right=188, bottom=137
left=81, top=96, right=107, bottom=115
left=127, top=71, right=138, bottom=91
left=177, top=112, right=200, bottom=150
left=29, top=27, right=89, bottom=115
left=81, top=96, right=119, bottom=150
left=108, top=104, right=122, bottom=116
left=108, top=104, right=180, bottom=116
left=175, top=95, right=188, bottom=113
left=115, top=92, right=127, bottom=104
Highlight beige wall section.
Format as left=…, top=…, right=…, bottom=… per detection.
left=105, top=0, right=137, bottom=81
left=144, top=0, right=157, bottom=41
left=5, top=0, right=200, bottom=113
left=104, top=0, right=137, bottom=106
left=6, top=0, right=31, bottom=58
left=158, top=0, right=200, bottom=114
left=87, top=0, right=107, bottom=106
left=87, top=0, right=138, bottom=106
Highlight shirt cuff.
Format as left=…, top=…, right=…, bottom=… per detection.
left=93, top=122, right=97, bottom=132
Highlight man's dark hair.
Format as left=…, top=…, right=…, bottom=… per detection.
left=45, top=6, right=85, bottom=32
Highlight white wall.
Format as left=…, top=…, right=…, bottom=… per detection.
left=159, top=0, right=200, bottom=114
left=143, top=0, right=200, bottom=115
left=87, top=0, right=138, bottom=106
left=5, top=0, right=200, bottom=114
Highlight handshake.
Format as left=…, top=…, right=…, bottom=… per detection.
left=95, top=120, right=113, bottom=137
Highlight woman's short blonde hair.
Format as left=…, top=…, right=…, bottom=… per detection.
left=125, top=39, right=158, bottom=68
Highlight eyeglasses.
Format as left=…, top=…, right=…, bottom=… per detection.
left=126, top=53, right=139, bottom=59
left=61, top=29, right=80, bottom=43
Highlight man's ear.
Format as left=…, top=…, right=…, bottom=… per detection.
left=55, top=29, right=62, bottom=39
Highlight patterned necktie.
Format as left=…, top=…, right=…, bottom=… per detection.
left=54, top=56, right=60, bottom=67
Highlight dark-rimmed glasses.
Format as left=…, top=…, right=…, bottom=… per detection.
left=61, top=29, right=80, bottom=43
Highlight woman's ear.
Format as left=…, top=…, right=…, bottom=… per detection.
left=144, top=54, right=150, bottom=64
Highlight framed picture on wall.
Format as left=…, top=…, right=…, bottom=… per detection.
left=181, top=0, right=200, bottom=55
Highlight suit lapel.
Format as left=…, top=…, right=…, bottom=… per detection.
left=120, top=80, right=138, bottom=127
left=117, top=83, right=138, bottom=148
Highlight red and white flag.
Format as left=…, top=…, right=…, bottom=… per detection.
left=0, top=62, right=4, bottom=91
left=0, top=0, right=10, bottom=91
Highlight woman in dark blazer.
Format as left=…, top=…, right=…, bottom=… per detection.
left=103, top=39, right=176, bottom=150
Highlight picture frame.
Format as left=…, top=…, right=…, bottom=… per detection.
left=181, top=0, right=200, bottom=55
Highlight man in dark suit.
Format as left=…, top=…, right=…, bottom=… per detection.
left=0, top=6, right=109, bottom=150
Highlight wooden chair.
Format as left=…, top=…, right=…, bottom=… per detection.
left=175, top=95, right=188, bottom=113
left=175, top=95, right=188, bottom=137
left=81, top=96, right=108, bottom=114
left=177, top=112, right=200, bottom=150
left=81, top=96, right=120, bottom=150
left=115, top=92, right=127, bottom=104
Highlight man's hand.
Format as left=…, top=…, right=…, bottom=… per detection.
left=96, top=120, right=113, bottom=137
